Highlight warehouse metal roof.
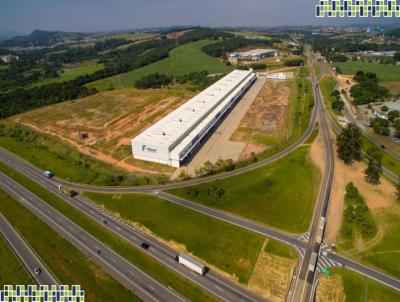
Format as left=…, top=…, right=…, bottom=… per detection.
left=133, top=69, right=254, bottom=151
left=231, top=48, right=277, bottom=57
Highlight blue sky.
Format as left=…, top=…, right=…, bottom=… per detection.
left=0, top=0, right=396, bottom=34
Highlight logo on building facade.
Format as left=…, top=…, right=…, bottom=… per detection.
left=316, top=0, right=400, bottom=17
left=142, top=145, right=157, bottom=153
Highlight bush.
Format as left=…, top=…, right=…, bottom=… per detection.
left=135, top=73, right=172, bottom=89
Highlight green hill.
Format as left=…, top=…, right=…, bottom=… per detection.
left=87, top=39, right=233, bottom=91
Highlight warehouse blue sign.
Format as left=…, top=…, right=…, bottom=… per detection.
left=142, top=145, right=157, bottom=153
left=316, top=0, right=400, bottom=17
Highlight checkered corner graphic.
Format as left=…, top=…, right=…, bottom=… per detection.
left=0, top=285, right=85, bottom=302
left=316, top=0, right=400, bottom=17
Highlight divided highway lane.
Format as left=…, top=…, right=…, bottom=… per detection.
left=0, top=172, right=185, bottom=302
left=0, top=146, right=306, bottom=250
left=0, top=213, right=58, bottom=285
left=0, top=145, right=265, bottom=301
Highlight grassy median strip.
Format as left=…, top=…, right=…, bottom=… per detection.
left=0, top=189, right=139, bottom=302
left=0, top=162, right=219, bottom=302
left=84, top=192, right=264, bottom=284
left=169, top=146, right=320, bottom=234
left=0, top=233, right=33, bottom=285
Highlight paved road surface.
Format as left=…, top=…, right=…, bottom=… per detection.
left=0, top=151, right=264, bottom=301
left=0, top=213, right=58, bottom=285
left=0, top=172, right=184, bottom=302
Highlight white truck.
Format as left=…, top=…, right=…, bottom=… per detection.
left=177, top=254, right=206, bottom=276
left=308, top=252, right=318, bottom=272
left=316, top=217, right=326, bottom=244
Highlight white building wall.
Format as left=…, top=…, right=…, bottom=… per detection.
left=131, top=69, right=256, bottom=167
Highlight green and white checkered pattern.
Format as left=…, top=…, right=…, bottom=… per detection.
left=316, top=0, right=400, bottom=17
left=0, top=285, right=84, bottom=302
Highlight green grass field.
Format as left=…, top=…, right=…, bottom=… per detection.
left=0, top=189, right=140, bottom=301
left=332, top=268, right=400, bottom=302
left=0, top=161, right=218, bottom=302
left=359, top=211, right=400, bottom=279
left=29, top=61, right=104, bottom=88
left=84, top=192, right=265, bottom=283
left=88, top=39, right=233, bottom=91
left=335, top=61, right=400, bottom=81
left=0, top=234, right=33, bottom=285
left=169, top=146, right=320, bottom=233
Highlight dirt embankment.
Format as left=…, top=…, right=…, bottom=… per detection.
left=14, top=88, right=192, bottom=174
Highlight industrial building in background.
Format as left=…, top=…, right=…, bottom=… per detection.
left=131, top=69, right=257, bottom=167
left=229, top=48, right=278, bottom=61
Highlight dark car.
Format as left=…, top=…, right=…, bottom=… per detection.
left=34, top=268, right=42, bottom=275
left=141, top=242, right=150, bottom=250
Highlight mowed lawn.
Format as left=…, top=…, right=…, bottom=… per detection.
left=0, top=234, right=32, bottom=285
left=169, top=146, right=321, bottom=233
left=335, top=61, right=400, bottom=81
left=84, top=192, right=265, bottom=284
left=88, top=39, right=233, bottom=91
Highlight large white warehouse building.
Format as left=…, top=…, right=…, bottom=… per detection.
left=131, top=69, right=257, bottom=167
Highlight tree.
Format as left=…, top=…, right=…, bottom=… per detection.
left=336, top=123, right=363, bottom=164
left=364, top=147, right=383, bottom=184
left=388, top=110, right=400, bottom=122
left=396, top=182, right=400, bottom=202
left=394, top=52, right=400, bottom=62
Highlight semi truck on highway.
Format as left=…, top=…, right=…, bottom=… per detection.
left=316, top=217, right=326, bottom=244
left=58, top=185, right=77, bottom=197
left=309, top=252, right=318, bottom=272
left=177, top=254, right=206, bottom=275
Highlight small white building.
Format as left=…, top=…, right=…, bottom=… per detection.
left=229, top=49, right=279, bottom=61
left=131, top=69, right=257, bottom=167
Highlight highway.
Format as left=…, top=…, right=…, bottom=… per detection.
left=0, top=172, right=185, bottom=302
left=290, top=55, right=336, bottom=302
left=0, top=146, right=264, bottom=301
left=0, top=213, right=58, bottom=285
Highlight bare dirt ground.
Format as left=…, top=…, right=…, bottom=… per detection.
left=231, top=79, right=291, bottom=160
left=325, top=132, right=396, bottom=244
left=177, top=78, right=266, bottom=178
left=247, top=240, right=297, bottom=302
left=13, top=87, right=192, bottom=174
left=316, top=274, right=346, bottom=302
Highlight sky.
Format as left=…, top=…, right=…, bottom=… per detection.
left=0, top=0, right=397, bottom=34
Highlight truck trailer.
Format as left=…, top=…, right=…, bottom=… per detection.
left=308, top=252, right=318, bottom=272
left=177, top=254, right=206, bottom=276
left=316, top=217, right=326, bottom=244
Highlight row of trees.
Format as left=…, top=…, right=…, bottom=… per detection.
left=330, top=90, right=344, bottom=113
left=341, top=182, right=377, bottom=240
left=135, top=73, right=173, bottom=89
